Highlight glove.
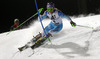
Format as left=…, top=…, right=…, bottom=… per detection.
left=70, top=21, right=76, bottom=27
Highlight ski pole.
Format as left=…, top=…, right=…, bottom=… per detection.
left=76, top=25, right=94, bottom=29
left=34, top=0, right=51, bottom=42
left=6, top=8, right=43, bottom=35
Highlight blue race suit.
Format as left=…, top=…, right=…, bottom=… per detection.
left=38, top=9, right=72, bottom=36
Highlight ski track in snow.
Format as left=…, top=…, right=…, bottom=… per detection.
left=0, top=15, right=100, bottom=59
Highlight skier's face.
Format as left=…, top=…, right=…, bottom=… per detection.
left=47, top=7, right=54, bottom=13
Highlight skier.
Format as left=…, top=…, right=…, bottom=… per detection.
left=18, top=2, right=76, bottom=51
left=35, top=2, right=76, bottom=40
left=10, top=19, right=20, bottom=30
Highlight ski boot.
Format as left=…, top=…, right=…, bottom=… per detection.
left=31, top=38, right=46, bottom=49
left=32, top=32, right=42, bottom=42
left=18, top=33, right=42, bottom=52
left=31, top=33, right=52, bottom=49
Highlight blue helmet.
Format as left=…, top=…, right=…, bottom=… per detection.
left=47, top=2, right=55, bottom=8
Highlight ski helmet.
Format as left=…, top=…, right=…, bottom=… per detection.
left=47, top=2, right=55, bottom=8
left=14, top=19, right=19, bottom=23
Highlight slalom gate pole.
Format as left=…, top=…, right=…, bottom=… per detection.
left=34, top=0, right=51, bottom=42
left=6, top=8, right=43, bottom=35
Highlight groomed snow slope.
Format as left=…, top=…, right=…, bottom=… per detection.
left=0, top=15, right=100, bottom=59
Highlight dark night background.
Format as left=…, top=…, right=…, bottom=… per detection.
left=0, top=0, right=100, bottom=33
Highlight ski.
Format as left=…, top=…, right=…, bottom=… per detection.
left=18, top=32, right=52, bottom=58
left=18, top=32, right=52, bottom=52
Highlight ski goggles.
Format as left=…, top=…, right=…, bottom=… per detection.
left=47, top=7, right=54, bottom=11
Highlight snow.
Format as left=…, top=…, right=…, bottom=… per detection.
left=0, top=14, right=100, bottom=59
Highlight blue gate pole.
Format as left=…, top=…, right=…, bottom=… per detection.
left=34, top=0, right=51, bottom=42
